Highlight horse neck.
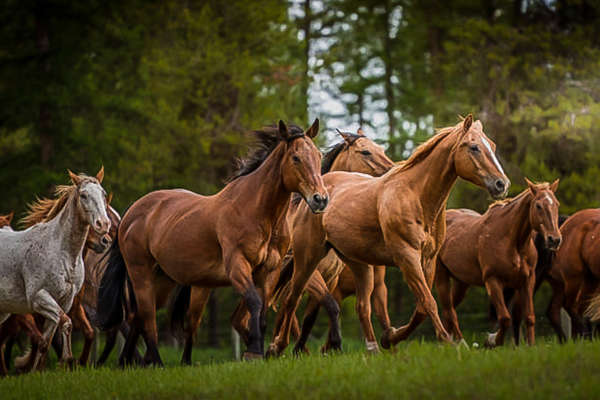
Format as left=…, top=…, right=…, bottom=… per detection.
left=386, top=133, right=458, bottom=227
left=236, top=143, right=291, bottom=226
left=54, top=193, right=90, bottom=259
left=494, top=192, right=534, bottom=250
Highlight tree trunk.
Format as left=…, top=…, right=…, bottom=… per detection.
left=35, top=6, right=53, bottom=166
left=301, top=0, right=311, bottom=123
left=383, top=0, right=396, bottom=157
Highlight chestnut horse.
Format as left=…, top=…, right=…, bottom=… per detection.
left=98, top=120, right=327, bottom=365
left=549, top=209, right=600, bottom=340
left=267, top=115, right=509, bottom=356
left=169, top=127, right=394, bottom=364
left=436, top=179, right=561, bottom=347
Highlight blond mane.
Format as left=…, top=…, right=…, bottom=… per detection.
left=21, top=175, right=99, bottom=228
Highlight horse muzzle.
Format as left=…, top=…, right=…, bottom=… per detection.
left=486, top=177, right=510, bottom=200
left=307, top=193, right=329, bottom=214
left=545, top=234, right=562, bottom=251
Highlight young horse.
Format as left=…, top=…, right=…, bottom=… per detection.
left=98, top=120, right=327, bottom=365
left=0, top=169, right=109, bottom=371
left=169, top=127, right=395, bottom=364
left=549, top=209, right=600, bottom=340
left=436, top=179, right=561, bottom=347
left=267, top=115, right=510, bottom=356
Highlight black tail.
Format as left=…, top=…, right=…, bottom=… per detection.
left=169, top=285, right=191, bottom=336
left=271, top=253, right=294, bottom=305
left=97, top=231, right=129, bottom=330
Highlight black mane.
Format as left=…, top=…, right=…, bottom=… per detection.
left=227, top=124, right=304, bottom=182
left=321, top=132, right=363, bottom=174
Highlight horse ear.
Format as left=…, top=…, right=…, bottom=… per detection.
left=107, top=192, right=113, bottom=205
left=68, top=169, right=83, bottom=186
left=357, top=128, right=365, bottom=136
left=306, top=118, right=319, bottom=139
left=336, top=128, right=354, bottom=144
left=96, top=165, right=104, bottom=184
left=525, top=177, right=539, bottom=196
left=461, top=114, right=473, bottom=135
left=6, top=211, right=13, bottom=224
left=550, top=178, right=560, bottom=193
left=278, top=120, right=290, bottom=140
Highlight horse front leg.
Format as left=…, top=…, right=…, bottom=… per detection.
left=227, top=252, right=263, bottom=359
left=58, top=313, right=74, bottom=369
left=388, top=249, right=450, bottom=344
left=30, top=289, right=64, bottom=371
left=345, top=261, right=378, bottom=353
left=484, top=278, right=511, bottom=347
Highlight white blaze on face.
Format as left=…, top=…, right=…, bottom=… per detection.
left=545, top=194, right=554, bottom=205
left=481, top=136, right=505, bottom=175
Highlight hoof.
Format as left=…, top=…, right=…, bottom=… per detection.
left=365, top=340, right=380, bottom=354
left=292, top=345, right=309, bottom=357
left=243, top=351, right=263, bottom=361
left=380, top=328, right=395, bottom=349
left=265, top=344, right=280, bottom=359
left=60, top=358, right=75, bottom=371
left=484, top=332, right=498, bottom=348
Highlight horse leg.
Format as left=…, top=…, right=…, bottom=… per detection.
left=181, top=287, right=210, bottom=366
left=484, top=278, right=511, bottom=347
left=296, top=271, right=341, bottom=355
left=345, top=261, right=378, bottom=353
left=57, top=313, right=74, bottom=368
left=267, top=245, right=329, bottom=357
left=127, top=261, right=163, bottom=367
left=371, top=266, right=391, bottom=334
left=226, top=252, right=263, bottom=358
left=511, top=291, right=523, bottom=346
left=120, top=322, right=142, bottom=367
left=231, top=300, right=250, bottom=346
left=96, top=327, right=118, bottom=366
left=564, top=281, right=583, bottom=339
left=30, top=290, right=66, bottom=371
left=546, top=277, right=567, bottom=342
left=577, top=278, right=598, bottom=339
left=71, top=302, right=94, bottom=366
left=435, top=260, right=466, bottom=343
left=522, top=273, right=536, bottom=345
left=388, top=251, right=449, bottom=344
left=295, top=296, right=320, bottom=355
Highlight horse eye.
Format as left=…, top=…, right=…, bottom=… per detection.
left=80, top=193, right=88, bottom=200
left=360, top=150, right=372, bottom=156
left=536, top=204, right=542, bottom=210
left=292, top=155, right=300, bottom=163
left=469, top=144, right=480, bottom=152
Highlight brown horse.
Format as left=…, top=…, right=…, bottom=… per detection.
left=549, top=209, right=600, bottom=340
left=168, top=127, right=395, bottom=364
left=267, top=115, right=509, bottom=356
left=436, top=179, right=561, bottom=347
left=98, top=120, right=327, bottom=365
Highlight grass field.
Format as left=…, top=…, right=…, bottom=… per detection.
left=1, top=338, right=599, bottom=399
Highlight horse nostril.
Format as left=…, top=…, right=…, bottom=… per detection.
left=313, top=194, right=322, bottom=203
left=101, top=236, right=110, bottom=246
left=495, top=179, right=505, bottom=191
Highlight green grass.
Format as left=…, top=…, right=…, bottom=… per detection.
left=1, top=338, right=599, bottom=399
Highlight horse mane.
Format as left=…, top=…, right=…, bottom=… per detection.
left=488, top=182, right=551, bottom=210
left=21, top=174, right=98, bottom=228
left=321, top=132, right=363, bottom=174
left=396, top=121, right=463, bottom=172
left=226, top=124, right=305, bottom=183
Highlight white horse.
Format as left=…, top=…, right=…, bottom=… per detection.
left=0, top=168, right=110, bottom=370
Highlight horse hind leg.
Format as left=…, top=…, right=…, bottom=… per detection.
left=484, top=278, right=511, bottom=347
left=182, top=287, right=210, bottom=366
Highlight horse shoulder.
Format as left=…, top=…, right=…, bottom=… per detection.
left=379, top=187, right=425, bottom=251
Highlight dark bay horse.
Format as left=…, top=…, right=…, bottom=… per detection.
left=98, top=120, right=327, bottom=365
left=548, top=209, right=600, bottom=340
left=171, top=127, right=394, bottom=364
left=267, top=115, right=510, bottom=356
left=436, top=179, right=561, bottom=347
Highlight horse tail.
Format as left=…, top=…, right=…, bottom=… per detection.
left=585, top=293, right=600, bottom=322
left=169, top=285, right=191, bottom=336
left=270, top=253, right=294, bottom=308
left=97, top=231, right=131, bottom=330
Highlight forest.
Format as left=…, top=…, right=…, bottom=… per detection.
left=1, top=0, right=599, bottom=347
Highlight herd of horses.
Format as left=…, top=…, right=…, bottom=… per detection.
left=1, top=115, right=600, bottom=376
